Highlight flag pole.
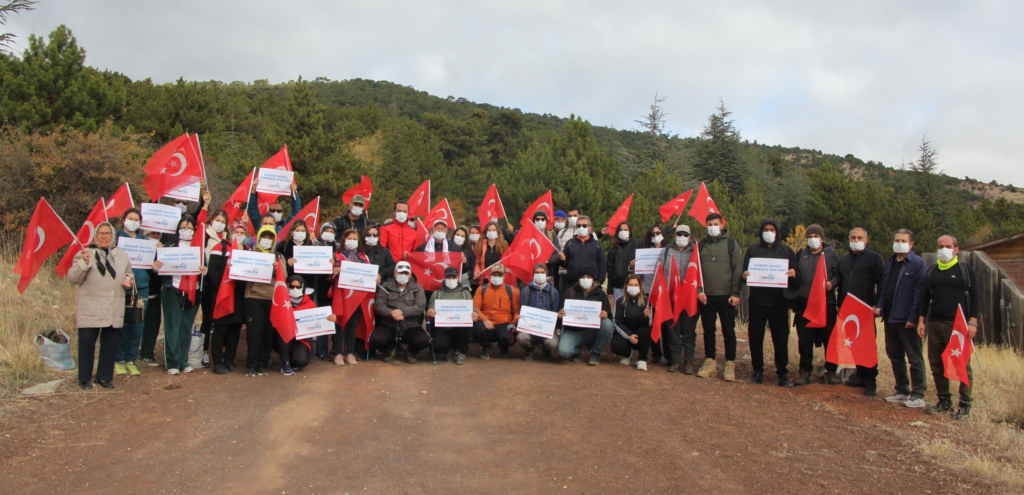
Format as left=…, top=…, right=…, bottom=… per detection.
left=125, top=182, right=136, bottom=208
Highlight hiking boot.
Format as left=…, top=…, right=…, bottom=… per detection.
left=778, top=375, right=794, bottom=388
left=696, top=358, right=717, bottom=378
left=844, top=374, right=866, bottom=388
left=724, top=361, right=736, bottom=382
left=793, top=371, right=813, bottom=386
left=383, top=348, right=396, bottom=363
left=588, top=353, right=600, bottom=366
left=524, top=347, right=534, bottom=362
left=924, top=398, right=952, bottom=413
left=245, top=367, right=257, bottom=377
left=745, top=373, right=764, bottom=385
left=864, top=381, right=877, bottom=397
left=407, top=353, right=417, bottom=364
left=480, top=345, right=491, bottom=360
left=281, top=362, right=295, bottom=375
left=114, top=362, right=127, bottom=376
left=885, top=393, right=911, bottom=403
left=619, top=356, right=631, bottom=365
left=455, top=353, right=467, bottom=365
left=683, top=361, right=695, bottom=375
left=667, top=365, right=679, bottom=373
left=905, top=397, right=928, bottom=409
left=953, top=401, right=971, bottom=420
left=824, top=371, right=841, bottom=385
left=636, top=361, right=648, bottom=371
left=571, top=353, right=582, bottom=363
left=139, top=357, right=160, bottom=367
left=125, top=362, right=141, bottom=377
left=213, top=364, right=230, bottom=375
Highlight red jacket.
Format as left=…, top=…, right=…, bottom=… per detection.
left=379, top=219, right=419, bottom=263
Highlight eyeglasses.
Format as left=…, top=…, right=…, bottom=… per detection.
left=288, top=285, right=303, bottom=290
left=676, top=231, right=690, bottom=237
left=651, top=231, right=662, bottom=236
left=365, top=233, right=379, bottom=238
left=577, top=224, right=590, bottom=228
left=269, top=208, right=284, bottom=213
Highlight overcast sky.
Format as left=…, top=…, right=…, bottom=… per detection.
left=7, top=1, right=1023, bottom=185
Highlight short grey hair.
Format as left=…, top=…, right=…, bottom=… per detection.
left=893, top=228, right=914, bottom=242
left=849, top=227, right=867, bottom=238
left=578, top=215, right=591, bottom=224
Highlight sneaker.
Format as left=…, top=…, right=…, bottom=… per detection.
left=636, top=361, right=647, bottom=371
left=257, top=366, right=268, bottom=376
left=125, top=362, right=141, bottom=376
left=182, top=366, right=194, bottom=373
left=925, top=399, right=952, bottom=414
left=571, top=353, right=582, bottom=363
left=245, top=367, right=257, bottom=377
left=114, top=362, right=127, bottom=376
left=201, top=352, right=210, bottom=368
left=346, top=354, right=357, bottom=366
left=213, top=364, right=230, bottom=375
left=683, top=361, right=694, bottom=375
left=885, top=394, right=911, bottom=403
left=524, top=347, right=534, bottom=362
left=667, top=365, right=679, bottom=373
left=480, top=345, right=491, bottom=360
left=619, top=356, right=631, bottom=365
left=953, top=402, right=971, bottom=420
left=455, top=353, right=467, bottom=365
left=650, top=356, right=663, bottom=365
left=724, top=361, right=736, bottom=382
left=167, top=368, right=180, bottom=375
left=905, top=397, right=927, bottom=409
left=383, top=349, right=396, bottom=363
left=745, top=373, right=764, bottom=385
left=281, top=362, right=295, bottom=375
left=334, top=354, right=346, bottom=366
left=407, top=354, right=417, bottom=364
left=139, top=357, right=160, bottom=367
left=696, top=358, right=717, bottom=378
left=588, top=353, right=600, bottom=366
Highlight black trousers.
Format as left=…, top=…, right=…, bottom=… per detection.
left=274, top=334, right=311, bottom=369
left=473, top=322, right=515, bottom=351
left=610, top=324, right=652, bottom=360
left=199, top=289, right=214, bottom=351
left=662, top=312, right=699, bottom=365
left=78, top=326, right=118, bottom=383
left=210, top=322, right=242, bottom=367
left=699, top=295, right=737, bottom=361
left=791, top=300, right=838, bottom=373
left=243, top=298, right=274, bottom=369
left=432, top=325, right=473, bottom=355
left=747, top=303, right=791, bottom=377
left=885, top=321, right=927, bottom=398
left=369, top=322, right=431, bottom=354
left=332, top=308, right=361, bottom=357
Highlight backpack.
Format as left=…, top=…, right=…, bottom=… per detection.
left=480, top=282, right=513, bottom=303
left=697, top=237, right=737, bottom=262
left=926, top=261, right=972, bottom=314
left=520, top=284, right=552, bottom=311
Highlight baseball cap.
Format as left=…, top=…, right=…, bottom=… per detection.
left=395, top=261, right=412, bottom=274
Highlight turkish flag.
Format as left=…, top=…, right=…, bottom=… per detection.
left=342, top=175, right=373, bottom=210
left=357, top=289, right=376, bottom=349
left=189, top=134, right=207, bottom=181
left=649, top=266, right=672, bottom=343
left=688, top=182, right=724, bottom=227
left=423, top=198, right=455, bottom=235
left=605, top=194, right=634, bottom=231
left=825, top=294, right=878, bottom=367
left=499, top=221, right=556, bottom=282
left=519, top=190, right=554, bottom=231
left=223, top=169, right=256, bottom=226
left=56, top=198, right=108, bottom=277
left=477, top=184, right=506, bottom=224
left=14, top=198, right=76, bottom=293
left=213, top=265, right=237, bottom=319
left=680, top=245, right=703, bottom=317
left=279, top=196, right=320, bottom=238
left=335, top=285, right=373, bottom=332
left=407, top=180, right=431, bottom=218
left=104, top=183, right=135, bottom=219
left=172, top=223, right=204, bottom=305
left=406, top=251, right=461, bottom=291
left=669, top=259, right=686, bottom=323
left=257, top=145, right=293, bottom=207
left=142, top=134, right=203, bottom=200
left=269, top=261, right=298, bottom=343
left=803, top=254, right=828, bottom=328
left=659, top=190, right=693, bottom=223
left=941, top=305, right=974, bottom=388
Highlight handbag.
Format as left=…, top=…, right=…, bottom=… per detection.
left=124, top=281, right=145, bottom=324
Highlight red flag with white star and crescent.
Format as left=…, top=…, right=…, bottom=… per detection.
left=14, top=198, right=77, bottom=293
left=142, top=134, right=204, bottom=200
left=825, top=294, right=878, bottom=367
left=498, top=221, right=556, bottom=282
left=941, top=305, right=974, bottom=388
left=104, top=183, right=135, bottom=220
left=406, top=251, right=461, bottom=291
left=519, top=190, right=554, bottom=231
left=688, top=182, right=724, bottom=227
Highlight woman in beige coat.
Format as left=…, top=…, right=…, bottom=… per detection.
left=67, top=222, right=133, bottom=389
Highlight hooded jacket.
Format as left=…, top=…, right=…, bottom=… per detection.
left=318, top=221, right=341, bottom=252
left=245, top=226, right=283, bottom=300
left=606, top=223, right=644, bottom=290
left=742, top=219, right=796, bottom=307
left=698, top=229, right=744, bottom=297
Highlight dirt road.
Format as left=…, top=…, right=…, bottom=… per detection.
left=1, top=345, right=994, bottom=494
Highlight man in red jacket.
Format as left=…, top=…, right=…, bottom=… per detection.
left=380, top=200, right=420, bottom=263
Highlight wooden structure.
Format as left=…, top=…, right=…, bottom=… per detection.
left=962, top=232, right=1024, bottom=351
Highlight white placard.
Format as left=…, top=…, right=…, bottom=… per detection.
left=256, top=168, right=294, bottom=196
left=294, top=306, right=336, bottom=339
left=163, top=177, right=201, bottom=202
left=518, top=305, right=558, bottom=338
left=433, top=299, right=473, bottom=327
left=747, top=257, right=790, bottom=288
left=229, top=250, right=275, bottom=283
left=337, top=261, right=379, bottom=292
left=156, top=247, right=202, bottom=275
left=634, top=248, right=662, bottom=275
left=117, top=237, right=158, bottom=269
left=140, top=203, right=182, bottom=234
left=562, top=299, right=603, bottom=329
left=293, top=246, right=334, bottom=274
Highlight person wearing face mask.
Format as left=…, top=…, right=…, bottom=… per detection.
left=363, top=225, right=396, bottom=285
left=836, top=227, right=885, bottom=395
left=331, top=194, right=372, bottom=235
left=472, top=263, right=520, bottom=359
left=741, top=219, right=797, bottom=386
left=919, top=235, right=979, bottom=419
left=113, top=208, right=152, bottom=377
left=874, top=229, right=930, bottom=408
left=415, top=219, right=463, bottom=257
left=695, top=213, right=744, bottom=381
left=610, top=275, right=652, bottom=370
left=163, top=182, right=209, bottom=221
left=515, top=263, right=561, bottom=361
left=652, top=225, right=699, bottom=373
left=452, top=226, right=475, bottom=288
left=606, top=221, right=644, bottom=305
left=152, top=216, right=209, bottom=376
left=276, top=275, right=332, bottom=375
left=379, top=200, right=421, bottom=263
left=557, top=216, right=607, bottom=294
left=240, top=226, right=285, bottom=376
left=69, top=222, right=133, bottom=389
left=137, top=228, right=166, bottom=368
left=784, top=223, right=841, bottom=386
left=210, top=222, right=250, bottom=374
left=308, top=221, right=341, bottom=360
left=372, top=262, right=429, bottom=363
left=427, top=266, right=480, bottom=365
left=551, top=211, right=569, bottom=290
left=629, top=225, right=667, bottom=295
left=247, top=177, right=301, bottom=233
left=276, top=220, right=312, bottom=277
left=329, top=229, right=372, bottom=365
left=197, top=209, right=231, bottom=367
left=474, top=221, right=509, bottom=285
left=557, top=266, right=614, bottom=365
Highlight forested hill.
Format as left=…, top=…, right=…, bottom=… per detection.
left=2, top=25, right=1023, bottom=259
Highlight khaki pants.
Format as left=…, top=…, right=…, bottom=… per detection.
left=926, top=321, right=973, bottom=404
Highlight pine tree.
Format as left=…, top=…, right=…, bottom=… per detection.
left=691, top=100, right=745, bottom=195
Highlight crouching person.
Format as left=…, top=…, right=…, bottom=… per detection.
left=473, top=263, right=520, bottom=359
left=371, top=262, right=429, bottom=363
left=557, top=266, right=614, bottom=365
left=276, top=275, right=334, bottom=375
left=427, top=266, right=479, bottom=365
left=515, top=263, right=560, bottom=361
left=610, top=275, right=652, bottom=370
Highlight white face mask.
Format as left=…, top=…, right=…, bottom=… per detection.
left=617, top=231, right=630, bottom=241
left=762, top=231, right=776, bottom=244
left=554, top=221, right=566, bottom=230
left=468, top=233, right=480, bottom=243
left=433, top=231, right=447, bottom=242
left=535, top=220, right=547, bottom=230
left=259, top=238, right=274, bottom=250
left=490, top=275, right=505, bottom=286
left=364, top=236, right=379, bottom=246
left=707, top=225, right=722, bottom=237
left=676, top=236, right=689, bottom=248
left=893, top=242, right=910, bottom=254
left=652, top=234, right=664, bottom=245
left=344, top=239, right=359, bottom=251
left=292, top=231, right=306, bottom=243
left=232, top=234, right=247, bottom=244
left=175, top=202, right=188, bottom=212
left=568, top=216, right=578, bottom=227
left=211, top=221, right=226, bottom=233
left=849, top=241, right=865, bottom=252
left=178, top=229, right=194, bottom=241
left=486, top=231, right=499, bottom=241
left=937, top=248, right=955, bottom=263
left=351, top=206, right=364, bottom=216
left=395, top=211, right=408, bottom=223
left=807, top=237, right=821, bottom=250
left=123, top=219, right=140, bottom=232
left=578, top=278, right=593, bottom=290
left=453, top=235, right=465, bottom=246
left=575, top=226, right=589, bottom=237
left=271, top=212, right=283, bottom=222
left=288, top=288, right=303, bottom=299
left=395, top=274, right=410, bottom=285
left=321, top=232, right=335, bottom=243
left=533, top=273, right=547, bottom=286
left=445, top=278, right=460, bottom=290
left=626, top=286, right=641, bottom=297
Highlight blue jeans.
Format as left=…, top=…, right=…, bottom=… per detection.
left=557, top=318, right=614, bottom=359
left=116, top=286, right=149, bottom=362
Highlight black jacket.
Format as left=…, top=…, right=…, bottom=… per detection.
left=366, top=245, right=397, bottom=284
left=921, top=261, right=979, bottom=322
left=561, top=283, right=612, bottom=315
left=786, top=245, right=841, bottom=304
left=614, top=296, right=650, bottom=333
left=606, top=237, right=643, bottom=291
left=837, top=248, right=885, bottom=306
left=332, top=211, right=374, bottom=235
left=559, top=236, right=608, bottom=288
left=742, top=219, right=796, bottom=307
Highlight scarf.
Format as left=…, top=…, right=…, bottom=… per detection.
left=87, top=244, right=117, bottom=279
left=342, top=249, right=362, bottom=263
left=424, top=236, right=448, bottom=253
left=937, top=255, right=959, bottom=271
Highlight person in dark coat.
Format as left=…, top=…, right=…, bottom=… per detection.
left=210, top=221, right=250, bottom=374
left=610, top=275, right=653, bottom=370
left=837, top=227, right=885, bottom=396
left=557, top=216, right=607, bottom=290
left=785, top=223, right=841, bottom=386
left=741, top=219, right=797, bottom=387
left=606, top=221, right=644, bottom=304
left=331, top=194, right=374, bottom=235
left=363, top=224, right=396, bottom=285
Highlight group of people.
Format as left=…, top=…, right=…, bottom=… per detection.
left=67, top=181, right=979, bottom=419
